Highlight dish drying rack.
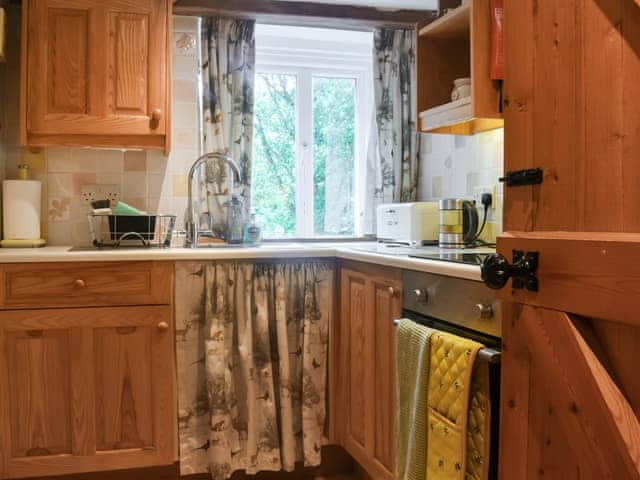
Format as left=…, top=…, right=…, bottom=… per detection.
left=88, top=214, right=176, bottom=249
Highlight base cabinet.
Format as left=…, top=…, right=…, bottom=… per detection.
left=339, top=264, right=401, bottom=480
left=0, top=306, right=175, bottom=479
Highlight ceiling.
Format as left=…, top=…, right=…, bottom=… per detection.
left=282, top=0, right=438, bottom=11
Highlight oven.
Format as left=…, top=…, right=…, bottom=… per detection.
left=400, top=270, right=502, bottom=479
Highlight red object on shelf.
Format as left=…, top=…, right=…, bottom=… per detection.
left=490, top=0, right=504, bottom=80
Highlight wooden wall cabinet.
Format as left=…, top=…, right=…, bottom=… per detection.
left=417, top=0, right=503, bottom=135
left=0, top=263, right=175, bottom=479
left=20, top=0, right=172, bottom=151
left=337, top=262, right=401, bottom=480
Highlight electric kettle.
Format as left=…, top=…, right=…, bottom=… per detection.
left=438, top=199, right=480, bottom=249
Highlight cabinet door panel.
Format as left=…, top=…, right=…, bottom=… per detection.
left=94, top=326, right=153, bottom=451
left=109, top=12, right=149, bottom=115
left=46, top=8, right=88, bottom=115
left=7, top=329, right=72, bottom=458
left=346, top=272, right=368, bottom=449
left=372, top=281, right=400, bottom=476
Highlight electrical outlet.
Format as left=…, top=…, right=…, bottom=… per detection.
left=473, top=186, right=493, bottom=209
left=81, top=184, right=121, bottom=209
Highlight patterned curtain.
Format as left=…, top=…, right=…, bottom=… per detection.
left=199, top=18, right=255, bottom=236
left=364, top=28, right=419, bottom=234
left=175, top=261, right=333, bottom=479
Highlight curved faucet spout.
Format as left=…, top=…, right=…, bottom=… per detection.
left=186, top=152, right=243, bottom=248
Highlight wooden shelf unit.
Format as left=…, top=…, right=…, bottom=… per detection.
left=417, top=0, right=503, bottom=135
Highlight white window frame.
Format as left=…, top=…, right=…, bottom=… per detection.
left=255, top=26, right=373, bottom=238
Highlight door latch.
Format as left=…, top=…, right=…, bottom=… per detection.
left=499, top=168, right=543, bottom=187
left=481, top=250, right=540, bottom=292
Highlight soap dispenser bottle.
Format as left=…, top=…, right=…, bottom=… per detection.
left=243, top=212, right=262, bottom=246
left=226, top=194, right=244, bottom=244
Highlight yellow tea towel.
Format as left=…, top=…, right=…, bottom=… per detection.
left=396, top=318, right=434, bottom=480
left=426, top=331, right=486, bottom=480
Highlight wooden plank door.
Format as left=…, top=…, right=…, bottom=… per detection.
left=497, top=0, right=640, bottom=478
left=0, top=306, right=174, bottom=479
left=24, top=0, right=169, bottom=140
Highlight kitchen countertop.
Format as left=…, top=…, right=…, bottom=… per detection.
left=0, top=243, right=486, bottom=282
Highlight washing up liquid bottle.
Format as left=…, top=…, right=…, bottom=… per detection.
left=226, top=194, right=244, bottom=244
left=243, top=212, right=262, bottom=246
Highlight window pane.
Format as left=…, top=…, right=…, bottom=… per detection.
left=313, top=77, right=356, bottom=236
left=252, top=73, right=297, bottom=238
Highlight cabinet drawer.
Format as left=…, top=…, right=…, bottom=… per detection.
left=0, top=262, right=172, bottom=308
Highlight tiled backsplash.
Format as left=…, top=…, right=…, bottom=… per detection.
left=418, top=129, right=504, bottom=242
left=0, top=13, right=200, bottom=246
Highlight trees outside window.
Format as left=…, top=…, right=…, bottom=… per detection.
left=252, top=25, right=373, bottom=239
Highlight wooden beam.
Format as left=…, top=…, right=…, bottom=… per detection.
left=497, top=231, right=640, bottom=327
left=173, top=0, right=437, bottom=29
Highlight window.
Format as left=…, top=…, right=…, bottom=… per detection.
left=252, top=25, right=373, bottom=238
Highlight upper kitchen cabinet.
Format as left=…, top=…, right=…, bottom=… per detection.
left=20, top=0, right=172, bottom=151
left=417, top=0, right=503, bottom=135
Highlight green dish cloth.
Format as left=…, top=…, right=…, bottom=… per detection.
left=396, top=318, right=433, bottom=480
left=113, top=201, right=144, bottom=216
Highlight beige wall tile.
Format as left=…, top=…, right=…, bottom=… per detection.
left=124, top=150, right=147, bottom=171
left=48, top=197, right=72, bottom=222
left=172, top=174, right=189, bottom=197
left=173, top=79, right=198, bottom=102
left=47, top=221, right=73, bottom=245
left=71, top=149, right=98, bottom=172
left=93, top=150, right=124, bottom=172
left=174, top=128, right=197, bottom=149
left=72, top=173, right=97, bottom=195
left=48, top=173, right=74, bottom=197
left=47, top=148, right=73, bottom=172
left=123, top=171, right=148, bottom=198
left=173, top=15, right=198, bottom=33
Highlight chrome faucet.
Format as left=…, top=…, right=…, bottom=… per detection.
left=185, top=152, right=243, bottom=248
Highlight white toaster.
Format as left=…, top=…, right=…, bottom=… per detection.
left=376, top=202, right=439, bottom=246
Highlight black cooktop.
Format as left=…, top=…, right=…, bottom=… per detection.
left=408, top=252, right=490, bottom=266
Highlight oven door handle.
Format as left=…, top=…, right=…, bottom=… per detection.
left=393, top=318, right=502, bottom=364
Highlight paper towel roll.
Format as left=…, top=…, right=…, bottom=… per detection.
left=3, top=180, right=42, bottom=240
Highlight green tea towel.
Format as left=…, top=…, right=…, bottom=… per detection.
left=396, top=318, right=433, bottom=480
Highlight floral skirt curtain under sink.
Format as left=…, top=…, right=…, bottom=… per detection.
left=175, top=261, right=333, bottom=478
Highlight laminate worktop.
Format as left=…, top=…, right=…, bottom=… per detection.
left=0, top=243, right=484, bottom=281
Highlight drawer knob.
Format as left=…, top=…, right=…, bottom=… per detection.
left=74, top=279, right=86, bottom=289
left=151, top=109, right=163, bottom=128
left=157, top=321, right=170, bottom=332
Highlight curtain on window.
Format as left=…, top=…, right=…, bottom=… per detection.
left=199, top=18, right=255, bottom=237
left=175, top=261, right=332, bottom=479
left=364, top=28, right=419, bottom=235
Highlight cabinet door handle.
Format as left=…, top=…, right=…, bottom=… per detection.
left=157, top=321, right=170, bottom=332
left=73, top=279, right=86, bottom=289
left=388, top=286, right=397, bottom=297
left=151, top=109, right=163, bottom=128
